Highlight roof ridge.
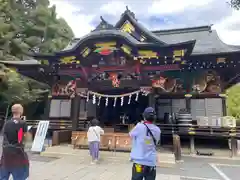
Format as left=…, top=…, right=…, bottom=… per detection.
left=152, top=25, right=213, bottom=35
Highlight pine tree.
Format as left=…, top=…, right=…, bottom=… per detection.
left=0, top=0, right=74, bottom=105
left=229, top=0, right=240, bottom=10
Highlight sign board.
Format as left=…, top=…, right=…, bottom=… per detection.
left=31, top=121, right=49, bottom=152
left=27, top=126, right=32, bottom=131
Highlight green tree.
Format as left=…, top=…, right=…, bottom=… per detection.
left=229, top=0, right=240, bottom=10
left=25, top=0, right=74, bottom=53
left=0, top=0, right=73, bottom=61
left=0, top=0, right=74, bottom=106
left=0, top=64, right=48, bottom=105
left=226, top=84, right=240, bottom=119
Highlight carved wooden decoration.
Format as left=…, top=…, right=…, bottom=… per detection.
left=152, top=76, right=176, bottom=92
left=152, top=76, right=166, bottom=88
left=121, top=20, right=135, bottom=34
left=204, top=70, right=222, bottom=93
left=81, top=47, right=91, bottom=57
left=216, top=57, right=226, bottom=64
left=60, top=56, right=77, bottom=64
left=138, top=50, right=158, bottom=59
left=121, top=45, right=131, bottom=55
left=192, top=77, right=207, bottom=93
left=52, top=80, right=77, bottom=98
left=192, top=70, right=222, bottom=93
left=174, top=79, right=185, bottom=93
left=164, top=78, right=177, bottom=92
left=109, top=73, right=120, bottom=87
left=94, top=42, right=117, bottom=55
left=173, top=49, right=185, bottom=62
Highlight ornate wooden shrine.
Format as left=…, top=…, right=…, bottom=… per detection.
left=1, top=7, right=240, bottom=149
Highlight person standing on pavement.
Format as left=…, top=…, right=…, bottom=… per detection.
left=87, top=118, right=104, bottom=164
left=129, top=107, right=161, bottom=180
left=0, top=104, right=29, bottom=180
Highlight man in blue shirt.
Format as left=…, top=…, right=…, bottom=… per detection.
left=129, top=107, right=161, bottom=180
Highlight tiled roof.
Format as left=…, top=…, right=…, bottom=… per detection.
left=152, top=26, right=240, bottom=55
left=0, top=59, right=40, bottom=65
left=60, top=29, right=158, bottom=52
left=63, top=25, right=240, bottom=55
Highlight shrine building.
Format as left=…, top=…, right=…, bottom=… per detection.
left=1, top=7, right=239, bottom=145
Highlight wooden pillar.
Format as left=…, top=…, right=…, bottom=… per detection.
left=186, top=97, right=191, bottom=113
left=222, top=97, right=227, bottom=116
left=43, top=94, right=52, bottom=120
left=149, top=93, right=155, bottom=108
left=71, top=95, right=80, bottom=131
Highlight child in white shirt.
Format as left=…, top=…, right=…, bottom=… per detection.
left=87, top=119, right=104, bottom=164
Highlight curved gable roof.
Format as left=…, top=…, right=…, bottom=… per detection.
left=115, top=7, right=166, bottom=45
left=153, top=26, right=240, bottom=55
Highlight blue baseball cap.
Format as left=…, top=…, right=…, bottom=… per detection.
left=143, top=107, right=155, bottom=116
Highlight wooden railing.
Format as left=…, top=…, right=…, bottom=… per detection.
left=26, top=120, right=72, bottom=130
left=156, top=124, right=240, bottom=138
left=72, top=131, right=131, bottom=151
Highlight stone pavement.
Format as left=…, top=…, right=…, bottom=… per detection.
left=41, top=145, right=176, bottom=167
left=30, top=155, right=180, bottom=180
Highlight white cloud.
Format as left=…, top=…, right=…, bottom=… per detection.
left=148, top=0, right=215, bottom=15
left=100, top=1, right=127, bottom=16
left=50, top=0, right=95, bottom=37
left=213, top=10, right=240, bottom=45
left=49, top=0, right=240, bottom=45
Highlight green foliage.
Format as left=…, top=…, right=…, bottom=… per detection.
left=0, top=65, right=48, bottom=105
left=0, top=0, right=74, bottom=105
left=229, top=0, right=240, bottom=10
left=226, top=84, right=240, bottom=119
left=0, top=0, right=74, bottom=61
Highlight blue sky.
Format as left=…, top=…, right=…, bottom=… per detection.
left=50, top=0, right=240, bottom=45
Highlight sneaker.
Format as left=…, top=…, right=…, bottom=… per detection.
left=91, top=161, right=96, bottom=165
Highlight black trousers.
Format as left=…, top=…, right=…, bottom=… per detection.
left=131, top=163, right=156, bottom=180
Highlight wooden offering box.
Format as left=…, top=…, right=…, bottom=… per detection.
left=71, top=131, right=131, bottom=151
left=115, top=133, right=132, bottom=151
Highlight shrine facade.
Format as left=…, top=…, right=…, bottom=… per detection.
left=1, top=7, right=240, bottom=131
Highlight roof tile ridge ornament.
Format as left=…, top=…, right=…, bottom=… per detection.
left=93, top=16, right=115, bottom=31
left=124, top=6, right=137, bottom=21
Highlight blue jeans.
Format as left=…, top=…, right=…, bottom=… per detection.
left=0, top=166, right=29, bottom=180
left=89, top=141, right=100, bottom=160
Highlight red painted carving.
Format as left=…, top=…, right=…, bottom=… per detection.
left=52, top=80, right=77, bottom=98
left=152, top=77, right=166, bottom=88
left=110, top=73, right=120, bottom=87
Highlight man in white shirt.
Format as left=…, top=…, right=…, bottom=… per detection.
left=87, top=119, right=104, bottom=164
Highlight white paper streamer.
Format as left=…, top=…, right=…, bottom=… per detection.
left=128, top=94, right=132, bottom=104
left=92, top=94, right=96, bottom=104
left=105, top=97, right=108, bottom=106
left=121, top=96, right=124, bottom=106
left=113, top=97, right=117, bottom=107
left=135, top=92, right=139, bottom=101
left=86, top=92, right=89, bottom=102
left=98, top=96, right=101, bottom=106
